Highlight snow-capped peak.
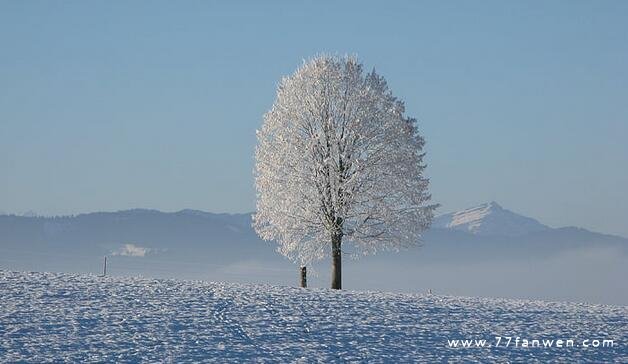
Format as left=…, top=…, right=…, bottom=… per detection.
left=432, top=202, right=549, bottom=237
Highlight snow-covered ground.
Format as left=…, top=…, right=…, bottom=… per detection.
left=0, top=271, right=626, bottom=362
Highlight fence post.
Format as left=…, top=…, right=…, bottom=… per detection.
left=300, top=266, right=307, bottom=288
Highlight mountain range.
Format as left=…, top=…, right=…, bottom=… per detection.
left=1, top=202, right=626, bottom=305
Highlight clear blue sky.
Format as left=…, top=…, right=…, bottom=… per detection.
left=1, top=1, right=627, bottom=236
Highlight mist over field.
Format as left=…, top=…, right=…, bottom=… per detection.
left=2, top=203, right=626, bottom=305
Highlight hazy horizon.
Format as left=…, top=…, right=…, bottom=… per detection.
left=3, top=201, right=627, bottom=240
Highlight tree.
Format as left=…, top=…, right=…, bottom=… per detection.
left=253, top=56, right=436, bottom=289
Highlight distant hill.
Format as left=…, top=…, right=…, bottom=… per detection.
left=1, top=203, right=627, bottom=305
left=432, top=201, right=550, bottom=236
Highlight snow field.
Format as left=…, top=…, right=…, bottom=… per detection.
left=0, top=270, right=626, bottom=362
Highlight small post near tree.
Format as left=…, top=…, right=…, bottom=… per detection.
left=254, top=56, right=436, bottom=289
left=300, top=266, right=307, bottom=288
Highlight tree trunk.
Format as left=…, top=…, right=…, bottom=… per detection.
left=300, top=266, right=307, bottom=288
left=331, top=233, right=342, bottom=289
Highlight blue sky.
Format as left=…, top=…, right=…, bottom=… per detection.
left=1, top=1, right=627, bottom=236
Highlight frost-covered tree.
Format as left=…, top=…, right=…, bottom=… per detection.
left=254, top=56, right=436, bottom=289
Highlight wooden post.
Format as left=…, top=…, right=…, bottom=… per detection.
left=300, top=266, right=307, bottom=288
left=102, top=256, right=107, bottom=276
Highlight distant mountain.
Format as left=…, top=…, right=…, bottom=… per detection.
left=1, top=204, right=625, bottom=260
left=0, top=208, right=265, bottom=261
left=432, top=202, right=550, bottom=237
left=1, top=203, right=627, bottom=304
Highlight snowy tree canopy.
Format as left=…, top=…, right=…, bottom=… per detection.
left=254, top=56, right=437, bottom=266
